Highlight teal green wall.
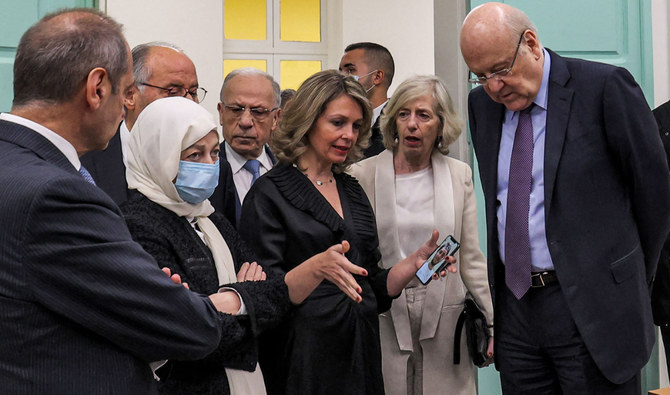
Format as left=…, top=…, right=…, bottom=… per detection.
left=0, top=0, right=97, bottom=112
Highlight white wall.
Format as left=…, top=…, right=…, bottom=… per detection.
left=100, top=0, right=224, bottom=118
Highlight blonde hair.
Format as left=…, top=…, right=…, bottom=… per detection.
left=380, top=75, right=463, bottom=155
left=272, top=70, right=372, bottom=173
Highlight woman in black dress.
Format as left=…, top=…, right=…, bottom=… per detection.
left=240, top=70, right=456, bottom=395
left=121, top=97, right=290, bottom=395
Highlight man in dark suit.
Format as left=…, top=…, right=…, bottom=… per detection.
left=339, top=42, right=394, bottom=158
left=212, top=68, right=280, bottom=227
left=652, top=99, right=670, bottom=377
left=460, top=3, right=670, bottom=393
left=0, top=9, right=253, bottom=394
left=80, top=41, right=209, bottom=206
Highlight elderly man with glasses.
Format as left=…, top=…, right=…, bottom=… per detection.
left=80, top=41, right=208, bottom=206
left=210, top=68, right=281, bottom=227
left=460, top=2, right=670, bottom=393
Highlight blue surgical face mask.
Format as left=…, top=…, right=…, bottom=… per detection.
left=174, top=160, right=220, bottom=204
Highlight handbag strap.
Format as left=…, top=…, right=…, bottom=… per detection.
left=453, top=304, right=468, bottom=364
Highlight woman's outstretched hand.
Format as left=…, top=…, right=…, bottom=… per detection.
left=415, top=230, right=458, bottom=279
left=284, top=240, right=368, bottom=305
left=314, top=241, right=368, bottom=303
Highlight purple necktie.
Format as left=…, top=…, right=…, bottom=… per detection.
left=505, top=106, right=534, bottom=299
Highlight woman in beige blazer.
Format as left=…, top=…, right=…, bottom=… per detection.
left=350, top=75, right=493, bottom=395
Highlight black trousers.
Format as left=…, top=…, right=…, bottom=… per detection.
left=496, top=281, right=640, bottom=394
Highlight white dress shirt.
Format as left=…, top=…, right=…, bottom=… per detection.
left=225, top=142, right=273, bottom=203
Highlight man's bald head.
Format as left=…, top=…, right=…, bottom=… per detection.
left=461, top=2, right=539, bottom=65
left=460, top=2, right=544, bottom=112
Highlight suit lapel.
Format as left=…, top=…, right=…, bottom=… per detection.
left=265, top=145, right=277, bottom=165
left=373, top=151, right=400, bottom=269
left=544, top=50, right=573, bottom=211
left=419, top=153, right=455, bottom=340
left=220, top=148, right=243, bottom=223
left=475, top=94, right=505, bottom=220
left=0, top=120, right=75, bottom=174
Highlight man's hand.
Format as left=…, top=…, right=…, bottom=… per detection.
left=208, top=290, right=242, bottom=315
left=162, top=267, right=189, bottom=289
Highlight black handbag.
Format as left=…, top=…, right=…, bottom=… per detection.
left=453, top=298, right=490, bottom=367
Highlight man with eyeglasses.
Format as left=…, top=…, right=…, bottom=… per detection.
left=81, top=41, right=207, bottom=206
left=339, top=42, right=395, bottom=158
left=211, top=68, right=280, bottom=227
left=460, top=3, right=670, bottom=393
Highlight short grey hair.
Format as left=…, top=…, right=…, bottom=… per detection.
left=219, top=67, right=281, bottom=108
left=13, top=8, right=128, bottom=106
left=381, top=75, right=463, bottom=155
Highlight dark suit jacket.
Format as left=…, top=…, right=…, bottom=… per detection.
left=210, top=144, right=276, bottom=228
left=0, top=120, right=235, bottom=394
left=363, top=106, right=386, bottom=158
left=468, top=49, right=670, bottom=384
left=121, top=191, right=290, bottom=395
left=652, top=101, right=670, bottom=326
left=80, top=123, right=129, bottom=206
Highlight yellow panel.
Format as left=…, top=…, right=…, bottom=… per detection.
left=224, top=0, right=266, bottom=40
left=280, top=0, right=321, bottom=42
left=280, top=60, right=322, bottom=90
left=223, top=60, right=268, bottom=80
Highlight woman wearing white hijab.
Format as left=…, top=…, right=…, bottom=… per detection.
left=121, top=97, right=289, bottom=395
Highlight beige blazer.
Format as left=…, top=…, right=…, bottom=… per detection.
left=350, top=150, right=493, bottom=395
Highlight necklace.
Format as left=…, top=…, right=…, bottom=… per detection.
left=315, top=178, right=333, bottom=186
left=293, top=163, right=334, bottom=186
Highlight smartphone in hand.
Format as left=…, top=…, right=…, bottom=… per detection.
left=415, top=235, right=460, bottom=285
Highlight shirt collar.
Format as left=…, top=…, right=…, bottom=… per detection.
left=224, top=142, right=272, bottom=173
left=0, top=112, right=80, bottom=169
left=372, top=100, right=388, bottom=126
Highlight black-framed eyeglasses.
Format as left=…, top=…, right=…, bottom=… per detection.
left=221, top=104, right=278, bottom=121
left=468, top=31, right=526, bottom=86
left=139, top=82, right=207, bottom=102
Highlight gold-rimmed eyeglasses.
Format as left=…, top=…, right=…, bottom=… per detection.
left=221, top=104, right=278, bottom=121
left=468, top=31, right=526, bottom=86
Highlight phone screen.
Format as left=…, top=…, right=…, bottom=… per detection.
left=415, top=235, right=460, bottom=285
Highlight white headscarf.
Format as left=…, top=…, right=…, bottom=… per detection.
left=126, top=97, right=266, bottom=394
left=126, top=97, right=237, bottom=284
